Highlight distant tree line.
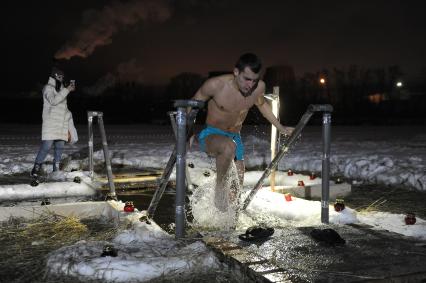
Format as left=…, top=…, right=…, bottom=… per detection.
left=263, top=65, right=426, bottom=125
left=2, top=65, right=425, bottom=125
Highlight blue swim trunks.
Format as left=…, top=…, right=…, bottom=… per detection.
left=198, top=125, right=244, bottom=160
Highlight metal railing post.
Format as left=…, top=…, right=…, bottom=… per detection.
left=175, top=107, right=187, bottom=239
left=97, top=114, right=116, bottom=199
left=88, top=114, right=94, bottom=179
left=242, top=107, right=315, bottom=210
left=242, top=104, right=333, bottom=213
left=87, top=111, right=116, bottom=200
left=146, top=109, right=199, bottom=219
left=321, top=112, right=332, bottom=224
left=173, top=100, right=204, bottom=239
left=168, top=111, right=178, bottom=137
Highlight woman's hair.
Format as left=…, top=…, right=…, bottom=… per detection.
left=51, top=66, right=64, bottom=78
left=235, top=53, right=262, bottom=73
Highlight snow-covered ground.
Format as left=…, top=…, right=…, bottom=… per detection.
left=1, top=124, right=425, bottom=282
left=46, top=208, right=222, bottom=282
left=1, top=124, right=424, bottom=190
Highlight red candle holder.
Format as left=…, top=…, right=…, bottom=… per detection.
left=124, top=201, right=135, bottom=212
left=309, top=172, right=316, bottom=180
left=284, top=193, right=292, bottom=201
left=334, top=198, right=345, bottom=212
left=287, top=169, right=294, bottom=176
left=297, top=180, right=305, bottom=186
left=405, top=213, right=416, bottom=225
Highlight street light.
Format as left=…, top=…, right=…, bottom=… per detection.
left=396, top=81, right=403, bottom=88
left=319, top=77, right=330, bottom=101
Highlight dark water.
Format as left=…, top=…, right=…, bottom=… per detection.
left=117, top=188, right=177, bottom=232
left=346, top=184, right=426, bottom=219
left=0, top=172, right=34, bottom=185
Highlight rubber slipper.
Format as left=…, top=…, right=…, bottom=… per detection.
left=238, top=225, right=274, bottom=241
left=310, top=228, right=345, bottom=245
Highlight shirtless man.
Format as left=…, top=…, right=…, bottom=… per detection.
left=192, top=53, right=294, bottom=212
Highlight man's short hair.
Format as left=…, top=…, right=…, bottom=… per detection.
left=235, top=53, right=262, bottom=73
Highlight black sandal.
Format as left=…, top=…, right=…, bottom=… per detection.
left=310, top=228, right=345, bottom=245
left=238, top=225, right=274, bottom=241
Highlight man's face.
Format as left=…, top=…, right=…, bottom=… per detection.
left=234, top=67, right=260, bottom=96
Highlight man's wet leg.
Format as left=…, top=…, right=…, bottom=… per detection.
left=235, top=160, right=245, bottom=188
left=229, top=160, right=244, bottom=222
left=205, top=135, right=236, bottom=212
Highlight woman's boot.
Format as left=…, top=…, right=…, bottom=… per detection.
left=53, top=162, right=61, bottom=172
left=30, top=163, right=42, bottom=177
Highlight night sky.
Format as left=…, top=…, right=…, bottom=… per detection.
left=1, top=0, right=426, bottom=93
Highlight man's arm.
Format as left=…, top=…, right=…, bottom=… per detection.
left=187, top=77, right=220, bottom=114
left=255, top=88, right=294, bottom=136
left=192, top=77, right=220, bottom=102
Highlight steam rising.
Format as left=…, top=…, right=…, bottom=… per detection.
left=54, top=0, right=172, bottom=60
left=83, top=58, right=145, bottom=95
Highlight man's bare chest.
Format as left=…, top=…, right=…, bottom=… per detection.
left=212, top=92, right=257, bottom=113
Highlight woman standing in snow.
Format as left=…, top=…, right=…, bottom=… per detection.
left=30, top=66, right=77, bottom=177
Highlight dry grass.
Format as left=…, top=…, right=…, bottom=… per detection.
left=0, top=212, right=119, bottom=283
left=356, top=197, right=388, bottom=213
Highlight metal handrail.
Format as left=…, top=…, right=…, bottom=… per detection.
left=242, top=104, right=333, bottom=225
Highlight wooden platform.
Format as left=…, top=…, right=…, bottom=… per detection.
left=202, top=225, right=426, bottom=282
left=96, top=170, right=172, bottom=190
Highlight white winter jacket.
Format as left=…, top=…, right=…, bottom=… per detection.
left=41, top=77, right=73, bottom=141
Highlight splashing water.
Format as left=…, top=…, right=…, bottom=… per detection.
left=188, top=129, right=305, bottom=231
left=189, top=161, right=241, bottom=230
